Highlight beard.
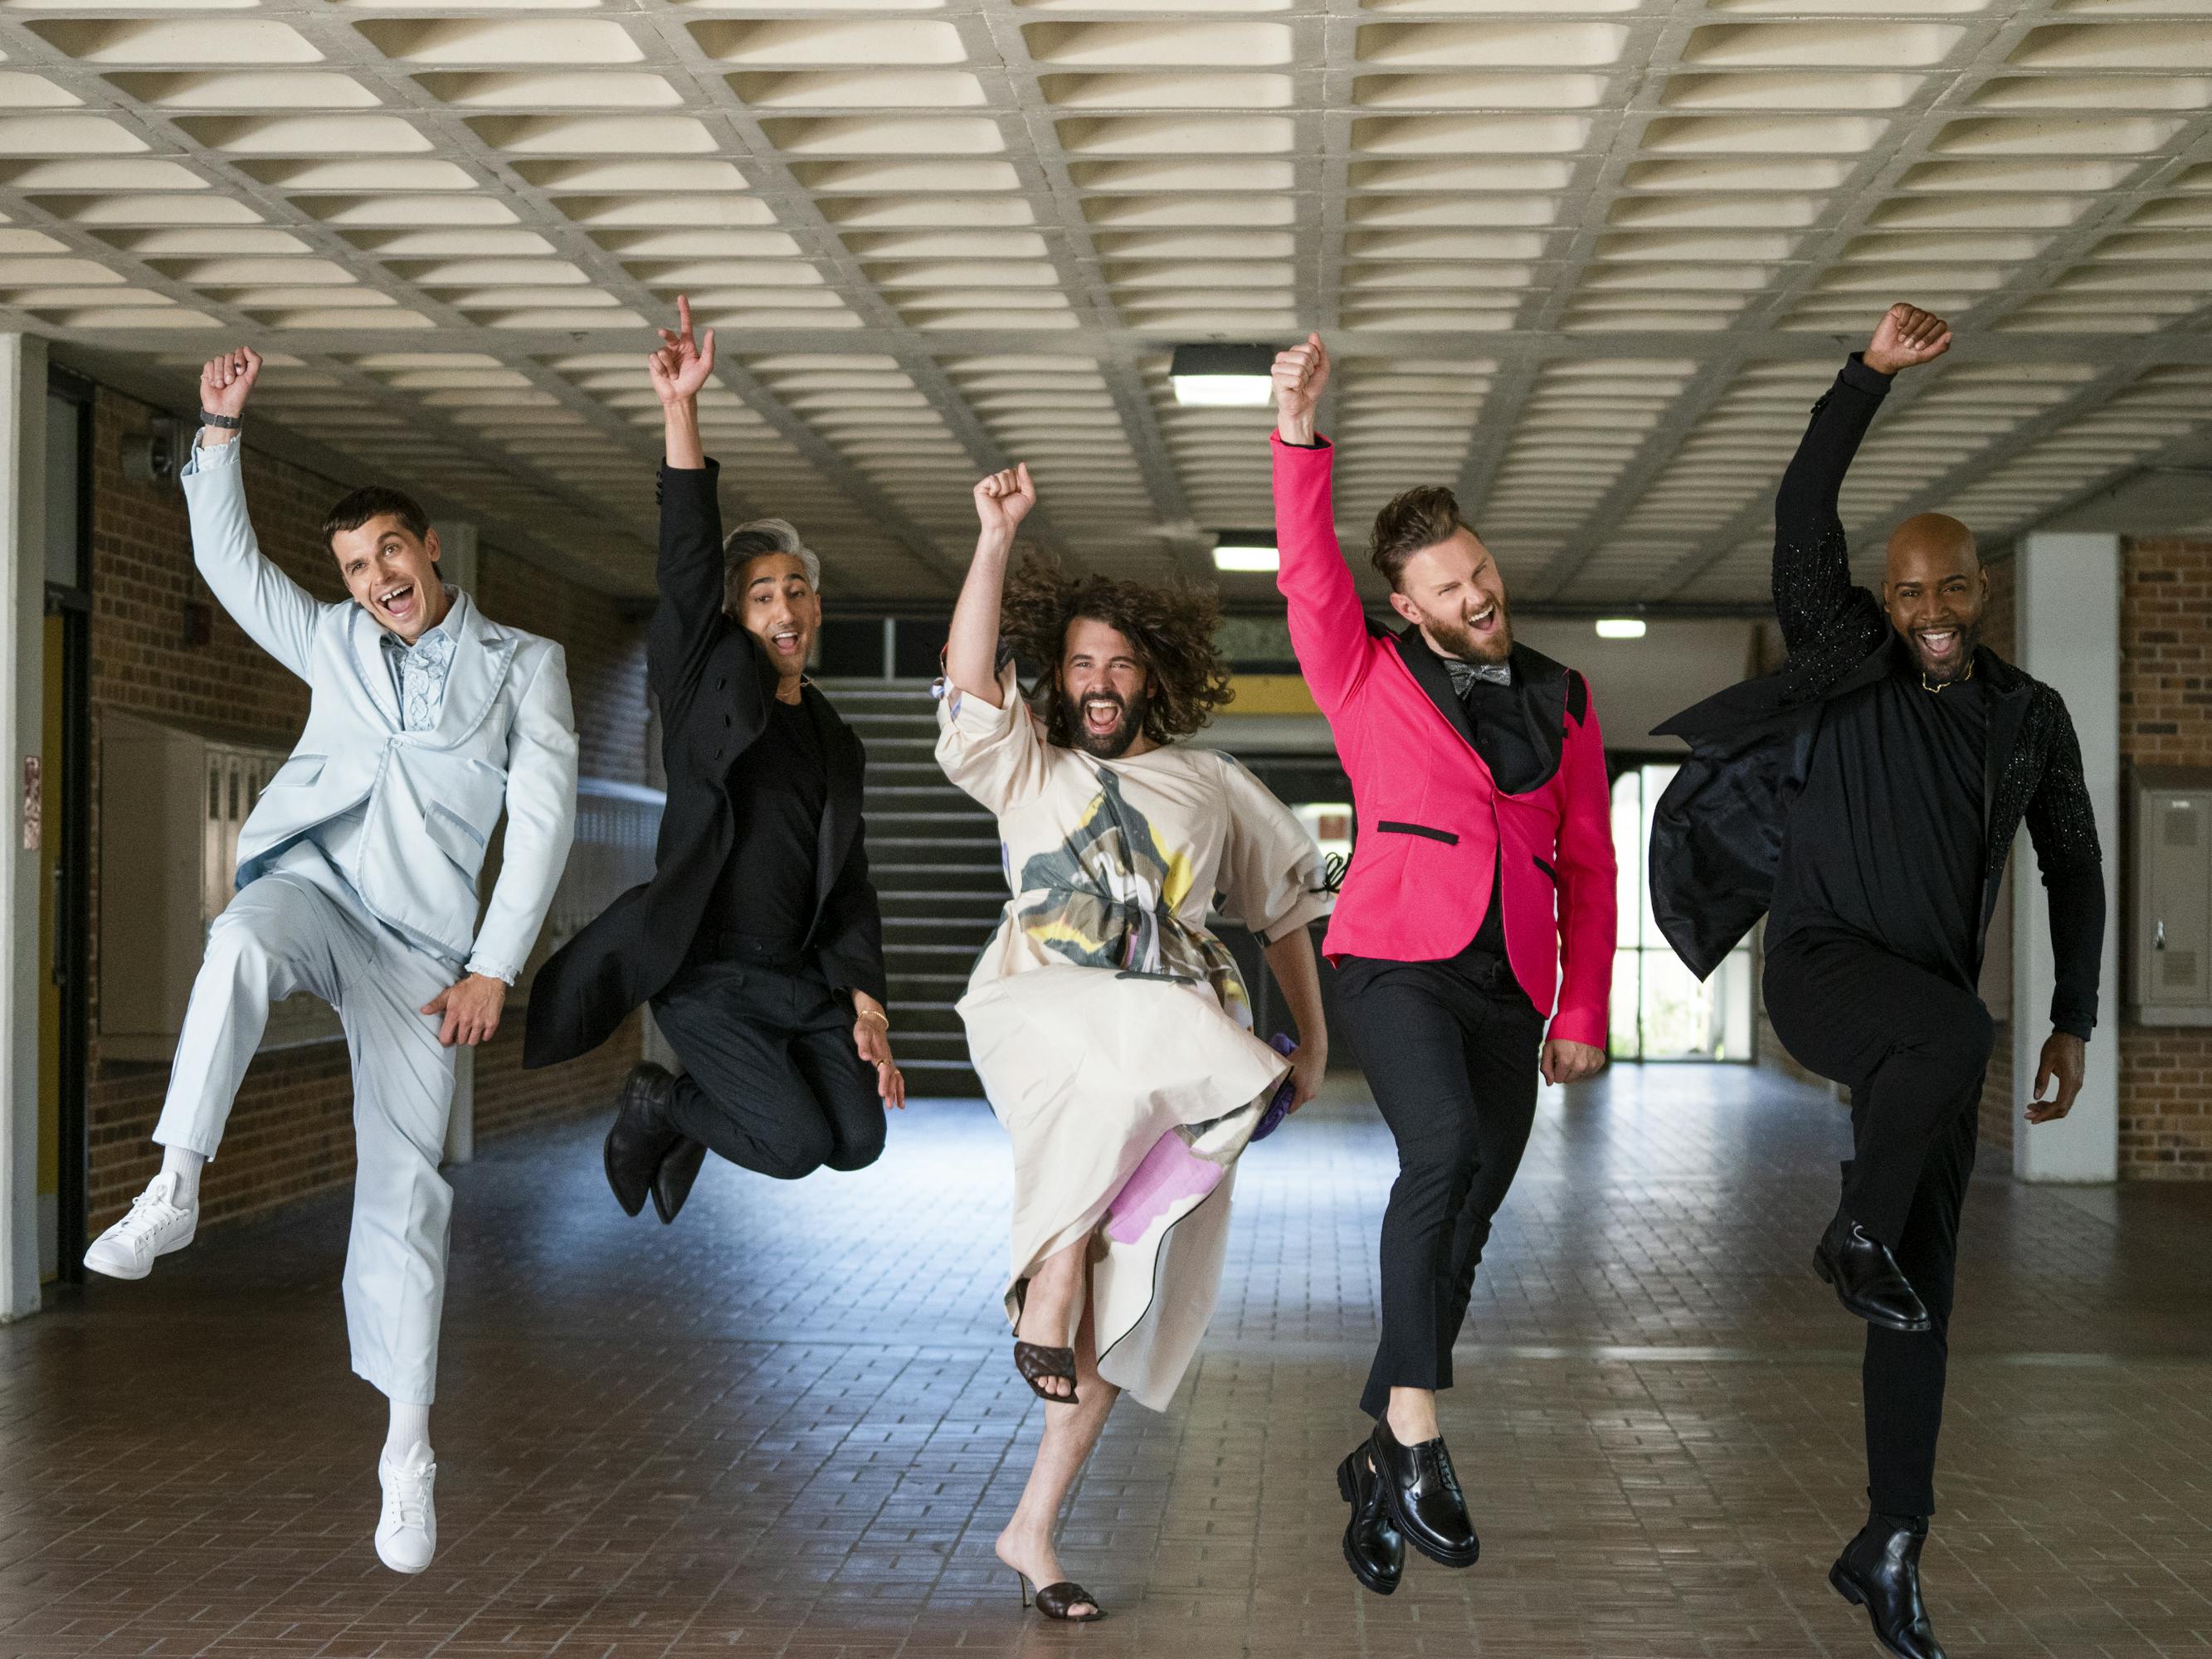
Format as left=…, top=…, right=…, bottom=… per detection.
left=1909, top=618, right=1981, bottom=684
left=1067, top=688, right=1147, bottom=758
left=1428, top=601, right=1513, bottom=665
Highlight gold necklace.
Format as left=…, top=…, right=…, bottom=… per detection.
left=1920, top=655, right=1975, bottom=694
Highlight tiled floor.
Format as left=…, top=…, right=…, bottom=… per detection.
left=4, top=1064, right=2210, bottom=1657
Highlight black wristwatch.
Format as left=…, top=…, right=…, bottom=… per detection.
left=198, top=409, right=241, bottom=430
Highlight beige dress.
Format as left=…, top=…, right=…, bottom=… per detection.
left=938, top=669, right=1333, bottom=1410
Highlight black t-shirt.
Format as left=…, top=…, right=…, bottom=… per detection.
left=1769, top=648, right=1989, bottom=987
left=705, top=695, right=826, bottom=950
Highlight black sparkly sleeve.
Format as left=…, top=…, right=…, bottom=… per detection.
left=2024, top=689, right=2105, bottom=1039
left=1774, top=357, right=1895, bottom=656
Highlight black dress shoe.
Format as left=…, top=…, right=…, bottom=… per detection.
left=1336, top=1445, right=1404, bottom=1594
left=1814, top=1211, right=1932, bottom=1333
left=650, top=1137, right=706, bottom=1225
left=603, top=1063, right=681, bottom=1218
left=1368, top=1420, right=1479, bottom=1569
left=1830, top=1512, right=1946, bottom=1659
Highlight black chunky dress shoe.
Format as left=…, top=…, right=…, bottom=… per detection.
left=1830, top=1512, right=1946, bottom=1659
left=1368, top=1420, right=1479, bottom=1569
left=1336, top=1445, right=1404, bottom=1594
left=1814, top=1211, right=1932, bottom=1332
left=603, top=1063, right=682, bottom=1218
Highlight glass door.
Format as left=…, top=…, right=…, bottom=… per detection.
left=1610, top=761, right=1754, bottom=1063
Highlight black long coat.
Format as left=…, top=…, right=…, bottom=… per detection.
left=524, top=461, right=885, bottom=1068
left=1647, top=359, right=2102, bottom=1039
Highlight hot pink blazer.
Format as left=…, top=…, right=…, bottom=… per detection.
left=1272, top=434, right=1616, bottom=1050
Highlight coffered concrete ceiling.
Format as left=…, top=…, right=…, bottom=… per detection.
left=4, top=0, right=2210, bottom=606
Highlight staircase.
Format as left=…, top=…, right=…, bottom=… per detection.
left=815, top=678, right=1001, bottom=1100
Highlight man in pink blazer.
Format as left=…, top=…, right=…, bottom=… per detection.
left=1270, top=333, right=1615, bottom=1595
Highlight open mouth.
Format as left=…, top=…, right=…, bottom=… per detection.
left=1917, top=627, right=1962, bottom=669
left=378, top=581, right=417, bottom=624
left=1467, top=602, right=1499, bottom=635
left=769, top=625, right=802, bottom=659
left=1082, top=694, right=1123, bottom=738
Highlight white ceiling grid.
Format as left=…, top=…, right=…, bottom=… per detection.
left=0, top=0, right=2208, bottom=604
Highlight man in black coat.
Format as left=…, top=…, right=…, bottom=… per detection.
left=1651, top=304, right=2105, bottom=1659
left=525, top=298, right=902, bottom=1224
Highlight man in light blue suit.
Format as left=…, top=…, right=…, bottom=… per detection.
left=85, top=345, right=579, bottom=1574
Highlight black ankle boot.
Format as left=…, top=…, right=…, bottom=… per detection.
left=1830, top=1511, right=1945, bottom=1659
left=603, top=1063, right=682, bottom=1218
left=1814, top=1210, right=1932, bottom=1332
left=650, top=1136, right=706, bottom=1225
left=1335, top=1445, right=1403, bottom=1594
left=1367, top=1420, right=1478, bottom=1569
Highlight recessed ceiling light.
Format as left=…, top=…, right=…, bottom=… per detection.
left=1171, top=342, right=1275, bottom=407
left=1211, top=528, right=1278, bottom=572
left=1595, top=617, right=1646, bottom=640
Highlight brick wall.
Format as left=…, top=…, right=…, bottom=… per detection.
left=2118, top=537, right=2212, bottom=1178
left=85, top=386, right=651, bottom=1232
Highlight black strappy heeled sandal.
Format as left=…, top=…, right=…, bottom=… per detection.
left=1016, top=1574, right=1108, bottom=1622
left=1013, top=1340, right=1079, bottom=1405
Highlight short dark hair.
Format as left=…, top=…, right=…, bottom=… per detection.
left=321, top=485, right=431, bottom=555
left=1369, top=484, right=1474, bottom=591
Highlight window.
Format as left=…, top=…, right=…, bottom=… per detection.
left=1610, top=761, right=1754, bottom=1063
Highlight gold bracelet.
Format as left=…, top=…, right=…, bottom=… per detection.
left=856, top=1007, right=889, bottom=1030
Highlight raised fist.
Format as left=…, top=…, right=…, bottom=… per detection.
left=973, top=462, right=1035, bottom=540
left=1273, top=332, right=1329, bottom=442
left=1864, top=304, right=1951, bottom=376
left=200, top=347, right=261, bottom=422
left=647, top=294, right=716, bottom=406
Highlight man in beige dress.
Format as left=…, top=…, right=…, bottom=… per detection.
left=938, top=464, right=1334, bottom=1622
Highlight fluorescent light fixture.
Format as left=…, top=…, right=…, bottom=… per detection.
left=1595, top=617, right=1646, bottom=640
left=1170, top=343, right=1276, bottom=408
left=1211, top=529, right=1279, bottom=573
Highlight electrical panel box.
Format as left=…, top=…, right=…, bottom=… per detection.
left=98, top=712, right=342, bottom=1063
left=2132, top=765, right=2212, bottom=1026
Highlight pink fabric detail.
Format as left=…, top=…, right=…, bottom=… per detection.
left=1104, top=1130, right=1225, bottom=1244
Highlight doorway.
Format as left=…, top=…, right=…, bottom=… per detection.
left=40, top=372, right=92, bottom=1282
left=1610, top=760, right=1754, bottom=1063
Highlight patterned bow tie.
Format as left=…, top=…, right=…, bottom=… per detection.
left=1442, top=656, right=1513, bottom=694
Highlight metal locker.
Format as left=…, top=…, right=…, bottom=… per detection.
left=2133, top=766, right=2212, bottom=1025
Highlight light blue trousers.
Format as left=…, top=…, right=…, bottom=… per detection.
left=154, top=846, right=458, bottom=1405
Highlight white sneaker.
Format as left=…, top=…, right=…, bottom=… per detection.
left=83, top=1172, right=197, bottom=1281
left=376, top=1445, right=437, bottom=1574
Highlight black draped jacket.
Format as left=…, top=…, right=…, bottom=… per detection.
left=524, top=461, right=885, bottom=1068
left=1648, top=355, right=2105, bottom=1040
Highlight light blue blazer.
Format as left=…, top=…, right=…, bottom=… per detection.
left=180, top=437, right=579, bottom=981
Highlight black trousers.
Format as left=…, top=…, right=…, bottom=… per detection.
left=649, top=937, right=884, bottom=1182
left=1764, top=931, right=1993, bottom=1517
left=1337, top=941, right=1546, bottom=1420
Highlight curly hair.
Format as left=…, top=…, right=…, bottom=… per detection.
left=999, top=557, right=1234, bottom=748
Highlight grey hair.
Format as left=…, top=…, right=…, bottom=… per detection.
left=722, top=517, right=821, bottom=606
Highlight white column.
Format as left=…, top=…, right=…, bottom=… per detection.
left=436, top=521, right=478, bottom=1167
left=2012, top=532, right=2121, bottom=1183
left=0, top=336, right=47, bottom=1320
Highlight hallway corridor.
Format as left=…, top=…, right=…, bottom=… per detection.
left=2, top=1068, right=2208, bottom=1658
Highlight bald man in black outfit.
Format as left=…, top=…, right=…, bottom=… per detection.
left=1652, top=304, right=2105, bottom=1659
